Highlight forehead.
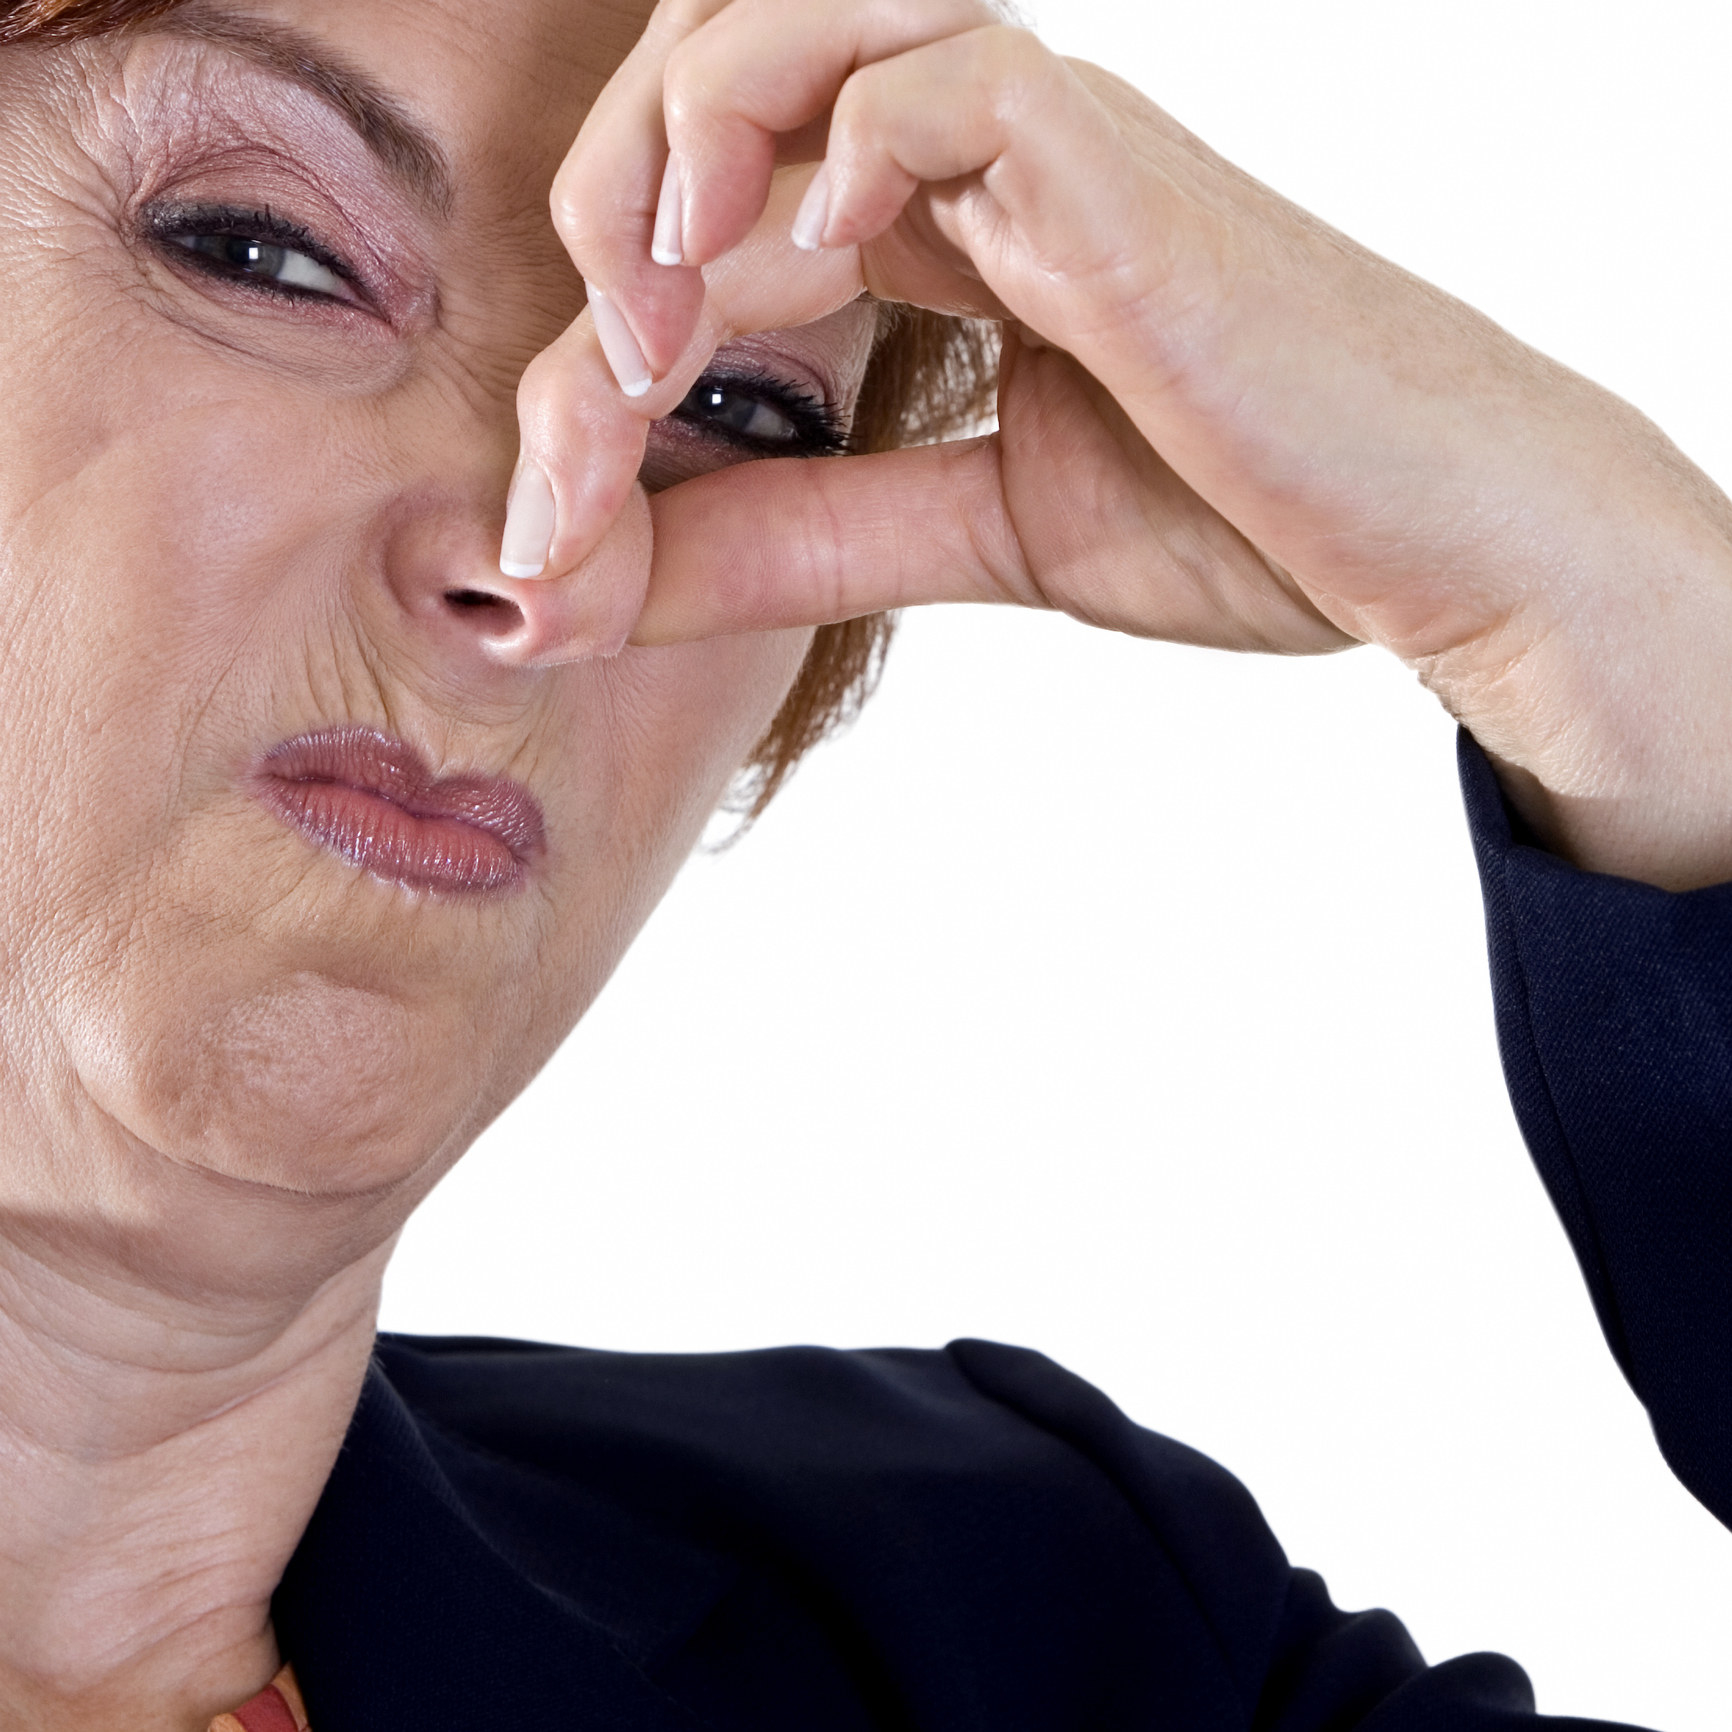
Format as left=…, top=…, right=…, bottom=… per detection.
left=175, top=0, right=655, bottom=176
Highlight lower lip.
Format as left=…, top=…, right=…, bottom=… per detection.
left=252, top=729, right=545, bottom=896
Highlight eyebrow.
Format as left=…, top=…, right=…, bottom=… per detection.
left=137, top=4, right=455, bottom=214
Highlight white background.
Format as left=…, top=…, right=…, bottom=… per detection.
left=381, top=3, right=1732, bottom=1725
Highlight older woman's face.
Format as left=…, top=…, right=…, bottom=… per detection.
left=0, top=0, right=874, bottom=1204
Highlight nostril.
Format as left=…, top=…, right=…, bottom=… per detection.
left=443, top=589, right=524, bottom=635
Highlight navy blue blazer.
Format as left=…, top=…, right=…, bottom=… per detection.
left=274, top=735, right=1727, bottom=1730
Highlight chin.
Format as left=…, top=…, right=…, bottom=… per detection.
left=75, top=964, right=506, bottom=1200
left=38, top=796, right=604, bottom=1200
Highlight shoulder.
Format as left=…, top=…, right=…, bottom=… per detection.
left=283, top=1336, right=1470, bottom=1729
left=374, top=1331, right=1276, bottom=1570
left=372, top=1332, right=1291, bottom=1695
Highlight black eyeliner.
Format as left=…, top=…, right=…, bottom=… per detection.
left=672, top=367, right=849, bottom=459
left=142, top=200, right=367, bottom=305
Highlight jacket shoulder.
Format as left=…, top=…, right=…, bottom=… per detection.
left=371, top=1332, right=1291, bottom=1717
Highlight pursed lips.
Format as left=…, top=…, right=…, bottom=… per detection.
left=252, top=725, right=546, bottom=895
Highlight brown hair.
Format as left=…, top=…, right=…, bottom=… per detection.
left=1, top=0, right=997, bottom=825
left=0, top=0, right=182, bottom=39
left=725, top=306, right=995, bottom=826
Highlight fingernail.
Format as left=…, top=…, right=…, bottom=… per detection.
left=499, top=461, right=556, bottom=578
left=651, top=154, right=684, bottom=267
left=791, top=160, right=831, bottom=252
left=586, top=287, right=654, bottom=398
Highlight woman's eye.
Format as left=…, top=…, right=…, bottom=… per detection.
left=171, top=232, right=348, bottom=299
left=675, top=381, right=803, bottom=445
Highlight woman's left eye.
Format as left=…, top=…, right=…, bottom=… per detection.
left=171, top=232, right=348, bottom=299
left=675, top=380, right=805, bottom=445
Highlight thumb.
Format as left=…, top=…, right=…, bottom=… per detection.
left=636, top=436, right=1039, bottom=643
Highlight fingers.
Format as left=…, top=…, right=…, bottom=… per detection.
left=797, top=26, right=1086, bottom=259
left=634, top=431, right=1351, bottom=651
left=498, top=318, right=651, bottom=657
left=661, top=0, right=996, bottom=265
left=512, top=0, right=1270, bottom=664
left=548, top=0, right=725, bottom=376
left=503, top=173, right=872, bottom=650
left=558, top=0, right=1156, bottom=401
left=636, top=437, right=1041, bottom=644
left=634, top=332, right=1361, bottom=655
left=555, top=0, right=1012, bottom=384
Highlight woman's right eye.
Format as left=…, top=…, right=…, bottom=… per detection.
left=171, top=231, right=348, bottom=300
left=145, top=204, right=364, bottom=308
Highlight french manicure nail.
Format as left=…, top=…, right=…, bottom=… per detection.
left=651, top=154, right=684, bottom=267
left=499, top=461, right=556, bottom=578
left=586, top=287, right=654, bottom=398
left=791, top=161, right=831, bottom=253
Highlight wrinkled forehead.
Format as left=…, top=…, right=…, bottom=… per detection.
left=144, top=0, right=655, bottom=182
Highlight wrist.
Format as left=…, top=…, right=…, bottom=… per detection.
left=1426, top=519, right=1732, bottom=891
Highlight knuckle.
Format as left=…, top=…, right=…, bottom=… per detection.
left=660, top=38, right=706, bottom=125
left=514, top=344, right=565, bottom=423
left=976, top=24, right=1064, bottom=120
left=977, top=22, right=1047, bottom=81
left=827, top=66, right=874, bottom=134
left=547, top=182, right=609, bottom=264
left=658, top=0, right=728, bottom=33
left=548, top=163, right=587, bottom=235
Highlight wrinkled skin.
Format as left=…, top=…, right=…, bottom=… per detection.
left=0, top=1, right=873, bottom=1725
left=0, top=0, right=876, bottom=1209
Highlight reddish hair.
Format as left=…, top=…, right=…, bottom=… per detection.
left=0, top=0, right=996, bottom=823
left=0, top=0, right=183, bottom=39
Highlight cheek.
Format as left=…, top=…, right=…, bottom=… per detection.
left=0, top=399, right=345, bottom=895
left=552, top=627, right=817, bottom=926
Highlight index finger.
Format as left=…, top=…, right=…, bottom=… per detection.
left=550, top=0, right=726, bottom=368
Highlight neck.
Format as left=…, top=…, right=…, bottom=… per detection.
left=0, top=1211, right=388, bottom=1732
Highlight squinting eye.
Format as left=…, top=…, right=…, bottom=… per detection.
left=676, top=380, right=801, bottom=444
left=172, top=232, right=347, bottom=298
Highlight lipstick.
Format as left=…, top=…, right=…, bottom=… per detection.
left=253, top=726, right=545, bottom=895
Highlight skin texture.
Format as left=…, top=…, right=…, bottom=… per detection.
left=0, top=1, right=874, bottom=1725
left=525, top=0, right=1732, bottom=894
left=2, top=0, right=1730, bottom=1728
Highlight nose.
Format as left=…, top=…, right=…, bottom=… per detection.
left=379, top=478, right=655, bottom=670
left=381, top=489, right=527, bottom=655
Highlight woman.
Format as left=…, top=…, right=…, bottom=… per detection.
left=0, top=0, right=1724, bottom=1728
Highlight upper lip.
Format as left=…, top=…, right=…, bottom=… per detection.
left=255, top=725, right=547, bottom=863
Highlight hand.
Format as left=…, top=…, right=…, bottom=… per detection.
left=516, top=0, right=1732, bottom=890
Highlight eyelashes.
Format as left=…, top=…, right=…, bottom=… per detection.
left=143, top=200, right=370, bottom=308
left=668, top=370, right=848, bottom=459
left=142, top=198, right=850, bottom=461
